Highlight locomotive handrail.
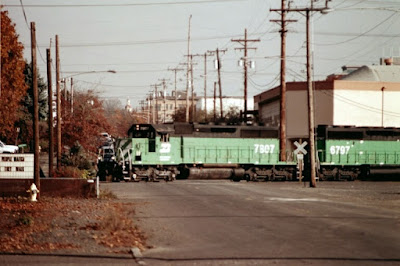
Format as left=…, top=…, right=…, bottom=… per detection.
left=127, top=148, right=132, bottom=164
left=118, top=147, right=125, bottom=168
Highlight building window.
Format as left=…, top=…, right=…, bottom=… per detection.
left=16, top=167, right=24, bottom=172
left=5, top=167, right=12, bottom=172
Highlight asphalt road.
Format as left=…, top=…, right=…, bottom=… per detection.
left=102, top=180, right=400, bottom=265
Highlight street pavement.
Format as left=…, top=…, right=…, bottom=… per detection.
left=104, top=180, right=400, bottom=265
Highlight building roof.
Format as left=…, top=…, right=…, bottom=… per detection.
left=341, top=65, right=400, bottom=82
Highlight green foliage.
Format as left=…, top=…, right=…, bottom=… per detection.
left=58, top=141, right=96, bottom=178
left=22, top=62, right=48, bottom=121
left=17, top=215, right=33, bottom=226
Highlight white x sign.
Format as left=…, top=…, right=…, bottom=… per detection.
left=294, top=141, right=308, bottom=155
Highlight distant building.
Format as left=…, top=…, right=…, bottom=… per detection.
left=196, top=96, right=254, bottom=116
left=254, top=59, right=400, bottom=146
left=125, top=99, right=133, bottom=113
left=144, top=90, right=198, bottom=123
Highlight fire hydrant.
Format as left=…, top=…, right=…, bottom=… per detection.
left=27, top=183, right=39, bottom=202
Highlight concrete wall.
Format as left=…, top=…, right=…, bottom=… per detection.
left=286, top=89, right=334, bottom=139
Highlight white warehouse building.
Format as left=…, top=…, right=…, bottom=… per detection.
left=254, top=62, right=400, bottom=146
left=196, top=96, right=254, bottom=115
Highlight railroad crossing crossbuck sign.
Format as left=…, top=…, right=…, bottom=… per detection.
left=294, top=141, right=308, bottom=155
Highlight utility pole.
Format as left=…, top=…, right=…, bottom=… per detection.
left=70, top=78, right=74, bottom=114
left=190, top=55, right=195, bottom=122
left=55, top=35, right=61, bottom=170
left=147, top=93, right=152, bottom=123
left=0, top=7, right=2, bottom=98
left=31, top=22, right=40, bottom=194
left=186, top=15, right=192, bottom=123
left=148, top=91, right=154, bottom=123
left=271, top=0, right=297, bottom=162
left=305, top=8, right=316, bottom=188
left=208, top=48, right=227, bottom=119
left=231, top=29, right=260, bottom=123
left=213, top=81, right=217, bottom=122
left=46, top=48, right=54, bottom=178
left=192, top=53, right=209, bottom=122
left=151, top=84, right=160, bottom=124
left=203, top=53, right=207, bottom=122
left=159, top=78, right=169, bottom=123
left=168, top=67, right=184, bottom=118
left=271, top=0, right=331, bottom=188
left=183, top=55, right=198, bottom=122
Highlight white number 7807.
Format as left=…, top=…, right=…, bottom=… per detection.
left=254, top=144, right=275, bottom=154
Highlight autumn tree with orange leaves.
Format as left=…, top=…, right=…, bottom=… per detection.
left=62, top=89, right=112, bottom=154
left=0, top=10, right=28, bottom=143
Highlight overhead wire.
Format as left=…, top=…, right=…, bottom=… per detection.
left=248, top=74, right=279, bottom=91
left=5, top=0, right=248, bottom=8
left=18, top=0, right=48, bottom=66
left=321, top=90, right=400, bottom=118
left=315, top=12, right=398, bottom=46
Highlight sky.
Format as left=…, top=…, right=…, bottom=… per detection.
left=3, top=0, right=400, bottom=110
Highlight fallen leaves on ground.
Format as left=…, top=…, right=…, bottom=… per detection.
left=0, top=197, right=146, bottom=254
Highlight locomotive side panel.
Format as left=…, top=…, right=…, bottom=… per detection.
left=180, top=137, right=280, bottom=165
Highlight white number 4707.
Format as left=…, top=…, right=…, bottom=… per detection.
left=254, top=144, right=275, bottom=154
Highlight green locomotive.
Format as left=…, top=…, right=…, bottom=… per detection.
left=111, top=123, right=400, bottom=182
left=317, top=125, right=400, bottom=180
left=115, top=123, right=297, bottom=182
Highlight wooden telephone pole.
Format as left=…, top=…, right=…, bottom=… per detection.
left=159, top=78, right=169, bottom=123
left=192, top=53, right=209, bottom=122
left=151, top=84, right=161, bottom=124
left=168, top=67, right=184, bottom=118
left=185, top=15, right=192, bottom=123
left=231, top=28, right=260, bottom=123
left=55, top=35, right=62, bottom=170
left=46, top=49, right=54, bottom=178
left=271, top=0, right=297, bottom=162
left=213, top=82, right=217, bottom=122
left=271, top=0, right=331, bottom=188
left=208, top=48, right=227, bottom=119
left=31, top=22, right=40, bottom=193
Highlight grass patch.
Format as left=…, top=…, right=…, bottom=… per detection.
left=17, top=215, right=34, bottom=226
left=99, top=189, right=117, bottom=199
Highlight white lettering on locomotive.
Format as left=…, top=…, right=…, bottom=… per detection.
left=329, top=145, right=351, bottom=155
left=160, top=143, right=171, bottom=153
left=254, top=144, right=275, bottom=154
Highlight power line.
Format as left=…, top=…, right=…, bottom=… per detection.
left=19, top=0, right=47, bottom=65
left=5, top=0, right=246, bottom=8
left=21, top=29, right=400, bottom=50
left=74, top=79, right=149, bottom=88
left=315, top=12, right=398, bottom=46
left=321, top=90, right=400, bottom=118
left=19, top=0, right=30, bottom=29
